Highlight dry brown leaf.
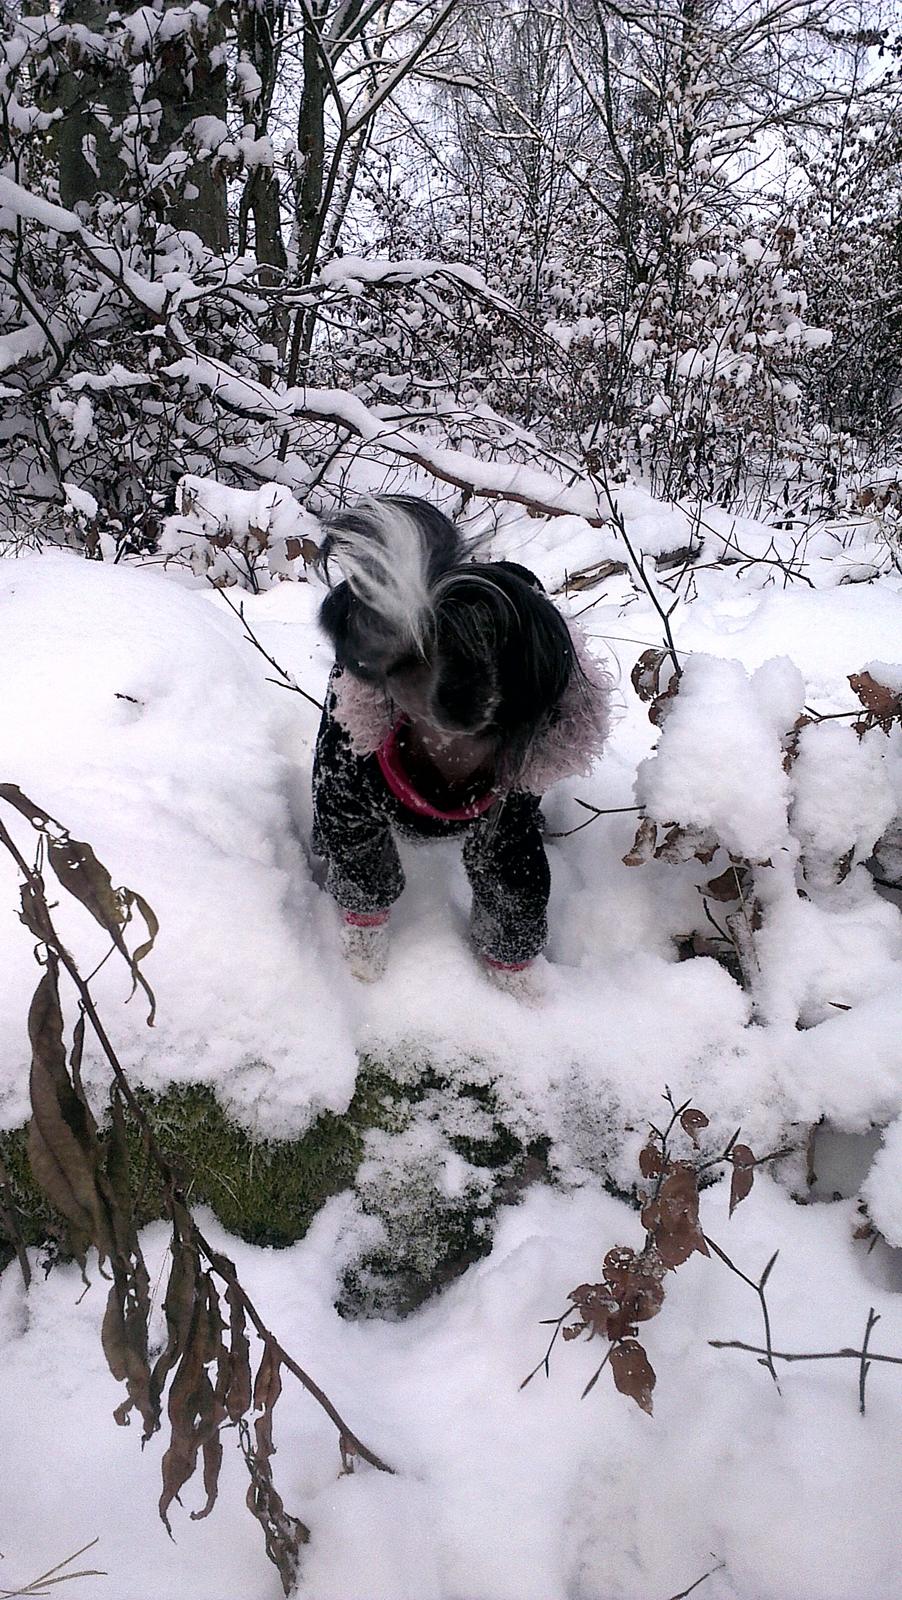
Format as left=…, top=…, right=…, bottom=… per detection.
left=47, top=836, right=123, bottom=929
left=568, top=1282, right=617, bottom=1339
left=638, top=1141, right=663, bottom=1177
left=603, top=1248, right=666, bottom=1324
left=703, top=865, right=748, bottom=902
left=631, top=648, right=670, bottom=703
left=150, top=1224, right=201, bottom=1427
left=610, top=1339, right=656, bottom=1414
left=159, top=1291, right=218, bottom=1532
left=26, top=962, right=111, bottom=1261
left=225, top=1281, right=253, bottom=1424
left=642, top=1162, right=709, bottom=1269
left=648, top=676, right=681, bottom=727
left=43, top=831, right=158, bottom=1025
left=655, top=825, right=718, bottom=865
left=729, top=1144, right=756, bottom=1215
left=241, top=1343, right=308, bottom=1593
left=557, top=557, right=627, bottom=593
left=848, top=671, right=902, bottom=722
left=680, top=1109, right=710, bottom=1147
left=103, top=1266, right=156, bottom=1435
left=623, top=816, right=657, bottom=866
left=241, top=1419, right=309, bottom=1595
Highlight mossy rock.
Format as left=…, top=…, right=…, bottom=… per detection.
left=0, top=1057, right=548, bottom=1310
left=0, top=1064, right=396, bottom=1252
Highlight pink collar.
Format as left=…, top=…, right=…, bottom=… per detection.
left=375, top=722, right=499, bottom=822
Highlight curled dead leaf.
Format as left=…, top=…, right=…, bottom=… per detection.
left=623, top=816, right=657, bottom=866
left=631, top=647, right=671, bottom=703
left=729, top=1144, right=756, bottom=1215
left=568, top=1282, right=618, bottom=1339
left=26, top=962, right=111, bottom=1262
left=680, top=1108, right=710, bottom=1147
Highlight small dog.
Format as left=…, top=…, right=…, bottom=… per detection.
left=312, top=496, right=610, bottom=989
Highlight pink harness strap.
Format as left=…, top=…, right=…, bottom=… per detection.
left=375, top=722, right=499, bottom=822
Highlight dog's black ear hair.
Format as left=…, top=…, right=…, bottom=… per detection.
left=318, top=577, right=353, bottom=651
left=492, top=560, right=547, bottom=594
left=484, top=565, right=575, bottom=731
left=434, top=563, right=576, bottom=764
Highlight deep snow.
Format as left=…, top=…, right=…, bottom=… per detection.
left=1, top=490, right=901, bottom=1599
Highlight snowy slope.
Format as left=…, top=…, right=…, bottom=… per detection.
left=0, top=553, right=358, bottom=1136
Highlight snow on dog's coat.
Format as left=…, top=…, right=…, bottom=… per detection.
left=319, top=494, right=612, bottom=790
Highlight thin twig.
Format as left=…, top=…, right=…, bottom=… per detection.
left=519, top=1309, right=571, bottom=1389
left=0, top=1538, right=105, bottom=1598
left=546, top=800, right=643, bottom=839
left=704, top=1236, right=781, bottom=1390
left=698, top=1141, right=795, bottom=1175
left=605, top=497, right=683, bottom=678
left=212, top=582, right=324, bottom=713
left=701, top=897, right=734, bottom=947
left=581, top=1342, right=613, bottom=1399
left=665, top=1559, right=726, bottom=1600
left=859, top=1306, right=880, bottom=1415
left=710, top=1337, right=902, bottom=1369
left=640, top=1089, right=693, bottom=1256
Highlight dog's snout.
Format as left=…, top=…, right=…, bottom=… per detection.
left=385, top=656, right=433, bottom=720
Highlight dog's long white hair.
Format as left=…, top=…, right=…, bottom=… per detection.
left=322, top=495, right=458, bottom=652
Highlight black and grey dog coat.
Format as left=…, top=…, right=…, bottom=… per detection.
left=312, top=499, right=612, bottom=966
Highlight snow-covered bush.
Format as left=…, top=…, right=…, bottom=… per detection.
left=790, top=722, right=896, bottom=893
left=629, top=651, right=902, bottom=1019
left=161, top=477, right=321, bottom=588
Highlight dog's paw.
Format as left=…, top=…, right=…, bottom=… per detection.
left=340, top=912, right=389, bottom=982
left=483, top=955, right=545, bottom=1006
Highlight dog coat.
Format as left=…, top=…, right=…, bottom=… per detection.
left=311, top=618, right=611, bottom=965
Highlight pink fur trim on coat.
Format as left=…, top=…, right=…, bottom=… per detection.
left=330, top=621, right=613, bottom=796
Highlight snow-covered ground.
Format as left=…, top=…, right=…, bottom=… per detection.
left=1, top=488, right=901, bottom=1599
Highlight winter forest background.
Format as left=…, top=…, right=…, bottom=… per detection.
left=4, top=0, right=902, bottom=542
left=2, top=2, right=902, bottom=1599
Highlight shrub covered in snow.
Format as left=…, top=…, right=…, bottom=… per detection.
left=160, top=477, right=321, bottom=589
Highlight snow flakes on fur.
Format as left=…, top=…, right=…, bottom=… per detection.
left=330, top=621, right=612, bottom=795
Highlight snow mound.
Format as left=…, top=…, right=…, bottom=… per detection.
left=0, top=552, right=357, bottom=1135
left=635, top=654, right=803, bottom=861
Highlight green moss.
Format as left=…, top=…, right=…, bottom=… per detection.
left=0, top=1056, right=549, bottom=1308
left=0, top=1063, right=398, bottom=1254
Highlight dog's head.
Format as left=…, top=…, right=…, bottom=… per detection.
left=319, top=496, right=575, bottom=757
